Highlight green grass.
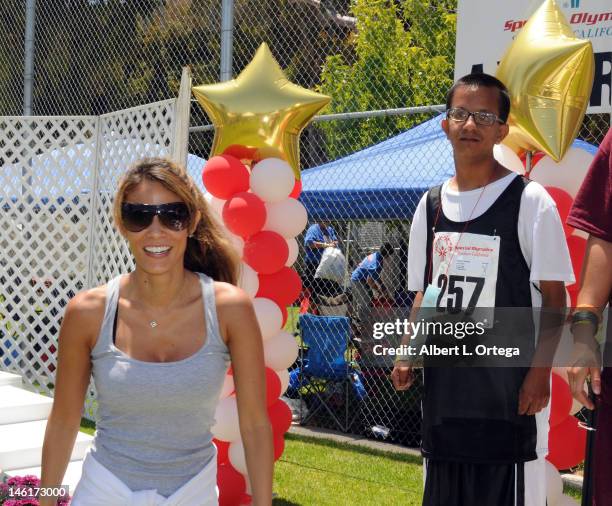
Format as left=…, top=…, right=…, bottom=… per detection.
left=273, top=434, right=423, bottom=505
left=284, top=306, right=300, bottom=336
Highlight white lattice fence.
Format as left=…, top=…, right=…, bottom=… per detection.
left=0, top=100, right=177, bottom=405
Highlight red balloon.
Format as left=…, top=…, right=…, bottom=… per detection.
left=289, top=179, right=302, bottom=199
left=223, top=144, right=258, bottom=161
left=222, top=192, right=267, bottom=238
left=243, top=231, right=289, bottom=274
left=273, top=434, right=285, bottom=461
left=214, top=439, right=230, bottom=466
left=550, top=372, right=572, bottom=428
left=547, top=415, right=586, bottom=470
left=218, top=463, right=246, bottom=506
left=239, top=494, right=252, bottom=505
left=257, top=267, right=302, bottom=307
left=280, top=305, right=288, bottom=327
left=268, top=399, right=292, bottom=434
left=265, top=368, right=282, bottom=407
left=545, top=187, right=574, bottom=237
left=202, top=155, right=250, bottom=199
left=567, top=283, right=579, bottom=308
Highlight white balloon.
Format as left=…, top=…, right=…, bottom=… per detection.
left=211, top=396, right=241, bottom=442
left=264, top=199, right=308, bottom=239
left=494, top=144, right=525, bottom=175
left=529, top=146, right=594, bottom=198
left=545, top=459, right=563, bottom=506
left=229, top=234, right=244, bottom=258
left=228, top=440, right=248, bottom=475
left=238, top=263, right=259, bottom=298
left=253, top=298, right=283, bottom=340
left=250, top=158, right=295, bottom=203
left=276, top=368, right=290, bottom=396
left=204, top=193, right=226, bottom=216
left=285, top=238, right=299, bottom=267
left=264, top=331, right=299, bottom=371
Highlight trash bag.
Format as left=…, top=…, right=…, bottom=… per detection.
left=314, top=247, right=346, bottom=284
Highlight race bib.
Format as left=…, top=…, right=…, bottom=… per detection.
left=432, top=232, right=500, bottom=326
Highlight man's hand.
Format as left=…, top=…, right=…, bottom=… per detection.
left=518, top=367, right=551, bottom=415
left=391, top=361, right=414, bottom=390
left=568, top=366, right=601, bottom=410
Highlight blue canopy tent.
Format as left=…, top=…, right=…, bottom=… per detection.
left=299, top=114, right=455, bottom=221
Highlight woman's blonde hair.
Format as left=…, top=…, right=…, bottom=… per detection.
left=113, top=157, right=239, bottom=284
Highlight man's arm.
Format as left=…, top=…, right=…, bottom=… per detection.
left=518, top=280, right=566, bottom=415
left=568, top=235, right=612, bottom=409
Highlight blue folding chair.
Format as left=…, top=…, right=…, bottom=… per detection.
left=291, top=313, right=366, bottom=432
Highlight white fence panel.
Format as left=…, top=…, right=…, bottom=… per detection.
left=0, top=100, right=176, bottom=406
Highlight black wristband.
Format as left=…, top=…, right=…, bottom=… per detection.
left=571, top=310, right=599, bottom=332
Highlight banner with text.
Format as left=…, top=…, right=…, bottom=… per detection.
left=455, top=0, right=611, bottom=113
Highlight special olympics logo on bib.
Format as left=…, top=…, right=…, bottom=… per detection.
left=434, top=234, right=453, bottom=261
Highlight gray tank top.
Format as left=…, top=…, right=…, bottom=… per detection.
left=90, top=272, right=230, bottom=497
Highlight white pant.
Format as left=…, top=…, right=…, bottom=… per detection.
left=71, top=452, right=218, bottom=506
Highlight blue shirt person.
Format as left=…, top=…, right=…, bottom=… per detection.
left=302, top=221, right=339, bottom=293
left=304, top=221, right=338, bottom=265
left=350, top=243, right=394, bottom=323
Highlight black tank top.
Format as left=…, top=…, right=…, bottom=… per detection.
left=421, top=175, right=538, bottom=463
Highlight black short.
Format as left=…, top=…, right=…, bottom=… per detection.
left=423, top=460, right=526, bottom=506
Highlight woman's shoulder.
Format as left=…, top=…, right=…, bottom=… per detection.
left=213, top=281, right=251, bottom=308
left=64, top=284, right=108, bottom=329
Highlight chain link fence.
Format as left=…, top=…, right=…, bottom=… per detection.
left=0, top=0, right=609, bottom=450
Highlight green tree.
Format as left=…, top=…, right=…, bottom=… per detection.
left=318, top=0, right=456, bottom=160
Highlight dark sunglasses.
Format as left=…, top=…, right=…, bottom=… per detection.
left=447, top=107, right=505, bottom=126
left=121, top=202, right=190, bottom=232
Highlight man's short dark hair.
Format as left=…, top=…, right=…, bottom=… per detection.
left=445, top=73, right=511, bottom=123
left=380, top=242, right=394, bottom=257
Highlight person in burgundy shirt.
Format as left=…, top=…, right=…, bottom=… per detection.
left=567, top=127, right=612, bottom=506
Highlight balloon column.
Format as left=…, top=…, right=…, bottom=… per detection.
left=193, top=43, right=330, bottom=505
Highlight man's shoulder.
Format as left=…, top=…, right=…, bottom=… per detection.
left=519, top=178, right=555, bottom=210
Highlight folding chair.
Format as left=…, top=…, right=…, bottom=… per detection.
left=294, top=313, right=366, bottom=432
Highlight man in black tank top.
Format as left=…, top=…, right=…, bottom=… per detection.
left=391, top=74, right=572, bottom=506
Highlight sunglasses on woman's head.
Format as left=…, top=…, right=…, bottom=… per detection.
left=121, top=202, right=190, bottom=232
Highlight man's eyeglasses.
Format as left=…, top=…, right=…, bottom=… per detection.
left=121, top=202, right=190, bottom=232
left=446, top=107, right=505, bottom=126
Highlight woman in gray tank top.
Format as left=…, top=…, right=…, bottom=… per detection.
left=39, top=158, right=274, bottom=505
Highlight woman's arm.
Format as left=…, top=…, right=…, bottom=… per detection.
left=39, top=290, right=103, bottom=505
left=568, top=236, right=612, bottom=409
left=217, top=284, right=273, bottom=506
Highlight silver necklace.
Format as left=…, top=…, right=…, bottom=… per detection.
left=149, top=320, right=159, bottom=328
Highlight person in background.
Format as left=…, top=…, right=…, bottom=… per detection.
left=40, top=158, right=273, bottom=505
left=350, top=242, right=395, bottom=325
left=303, top=221, right=339, bottom=310
left=566, top=127, right=612, bottom=506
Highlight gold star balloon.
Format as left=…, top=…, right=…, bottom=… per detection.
left=193, top=43, right=330, bottom=179
left=496, top=0, right=594, bottom=162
